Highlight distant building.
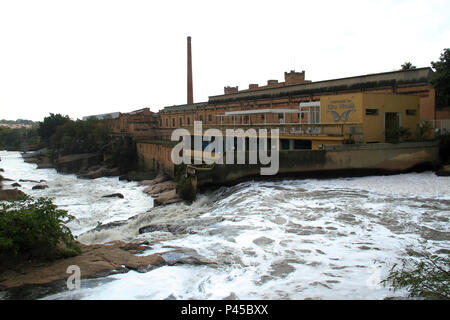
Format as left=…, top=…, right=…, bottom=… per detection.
left=82, top=112, right=120, bottom=121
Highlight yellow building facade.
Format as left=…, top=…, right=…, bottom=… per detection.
left=320, top=92, right=420, bottom=145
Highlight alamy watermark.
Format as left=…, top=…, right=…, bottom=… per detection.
left=171, top=121, right=280, bottom=175
left=66, top=265, right=81, bottom=290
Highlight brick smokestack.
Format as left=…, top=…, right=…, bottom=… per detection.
left=187, top=36, right=193, bottom=105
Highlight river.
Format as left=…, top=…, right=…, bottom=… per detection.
left=1, top=150, right=449, bottom=300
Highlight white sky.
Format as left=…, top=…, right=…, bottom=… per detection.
left=0, top=0, right=449, bottom=121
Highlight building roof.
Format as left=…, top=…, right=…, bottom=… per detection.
left=208, top=67, right=433, bottom=104
left=82, top=112, right=120, bottom=121
left=160, top=102, right=208, bottom=113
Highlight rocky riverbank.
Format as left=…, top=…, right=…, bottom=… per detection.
left=0, top=241, right=215, bottom=299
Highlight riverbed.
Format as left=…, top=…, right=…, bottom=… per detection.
left=1, top=150, right=449, bottom=299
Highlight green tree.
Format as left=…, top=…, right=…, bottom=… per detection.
left=0, top=196, right=80, bottom=261
left=37, top=113, right=71, bottom=142
left=431, top=48, right=450, bottom=109
left=401, top=62, right=416, bottom=70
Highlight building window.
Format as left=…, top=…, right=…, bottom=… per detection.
left=406, top=109, right=417, bottom=116
left=199, top=115, right=203, bottom=121
left=261, top=114, right=265, bottom=121
left=208, top=114, right=212, bottom=122
left=294, top=139, right=312, bottom=150
left=179, top=118, right=183, bottom=126
left=172, top=118, right=175, bottom=127
left=365, top=109, right=379, bottom=115
left=309, top=106, right=320, bottom=124
left=165, top=118, right=168, bottom=127
left=278, top=113, right=284, bottom=119
left=187, top=117, right=190, bottom=125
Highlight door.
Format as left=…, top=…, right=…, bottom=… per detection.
left=384, top=112, right=400, bottom=142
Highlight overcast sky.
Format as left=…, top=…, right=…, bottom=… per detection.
left=1, top=0, right=449, bottom=121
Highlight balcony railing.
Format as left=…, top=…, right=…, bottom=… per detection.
left=180, top=122, right=363, bottom=138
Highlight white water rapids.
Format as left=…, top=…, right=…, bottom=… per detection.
left=1, top=151, right=449, bottom=299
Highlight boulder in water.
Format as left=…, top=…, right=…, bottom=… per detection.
left=102, top=193, right=124, bottom=199
left=253, top=236, right=275, bottom=246
left=11, top=182, right=21, bottom=188
left=153, top=189, right=182, bottom=206
left=32, top=184, right=49, bottom=190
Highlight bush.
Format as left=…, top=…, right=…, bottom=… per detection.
left=176, top=174, right=196, bottom=201
left=382, top=251, right=450, bottom=300
left=385, top=126, right=412, bottom=143
left=0, top=196, right=81, bottom=262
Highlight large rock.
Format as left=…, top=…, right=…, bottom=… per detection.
left=78, top=167, right=120, bottom=179
left=0, top=241, right=164, bottom=289
left=32, top=184, right=49, bottom=190
left=138, top=175, right=170, bottom=187
left=102, top=193, right=124, bottom=199
left=55, top=153, right=101, bottom=174
left=143, top=180, right=176, bottom=196
left=0, top=189, right=26, bottom=201
left=153, top=189, right=182, bottom=206
left=19, top=179, right=40, bottom=183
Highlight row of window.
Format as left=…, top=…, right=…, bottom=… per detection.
left=159, top=112, right=312, bottom=128
left=365, top=109, right=417, bottom=116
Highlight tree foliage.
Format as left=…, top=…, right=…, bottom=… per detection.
left=48, top=117, right=109, bottom=156
left=401, top=62, right=416, bottom=70
left=382, top=251, right=450, bottom=300
left=431, top=48, right=450, bottom=109
left=0, top=127, right=41, bottom=151
left=37, top=113, right=71, bottom=142
left=0, top=196, right=80, bottom=261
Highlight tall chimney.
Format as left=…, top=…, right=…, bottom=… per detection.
left=187, top=36, right=193, bottom=105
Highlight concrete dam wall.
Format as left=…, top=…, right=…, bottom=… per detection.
left=193, top=141, right=440, bottom=187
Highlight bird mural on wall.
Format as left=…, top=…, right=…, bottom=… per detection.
left=327, top=109, right=352, bottom=121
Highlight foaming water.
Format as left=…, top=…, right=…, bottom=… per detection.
left=0, top=151, right=153, bottom=236
left=1, top=151, right=449, bottom=300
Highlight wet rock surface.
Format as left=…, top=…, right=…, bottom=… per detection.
left=158, top=247, right=216, bottom=266
left=0, top=241, right=164, bottom=294
left=252, top=236, right=275, bottom=246
left=139, top=216, right=225, bottom=235
left=32, top=184, right=49, bottom=190
left=102, top=193, right=124, bottom=199
left=138, top=176, right=182, bottom=206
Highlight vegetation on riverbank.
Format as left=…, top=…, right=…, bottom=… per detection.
left=0, top=196, right=81, bottom=269
left=0, top=127, right=41, bottom=151
left=34, top=113, right=137, bottom=174
left=382, top=251, right=450, bottom=300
